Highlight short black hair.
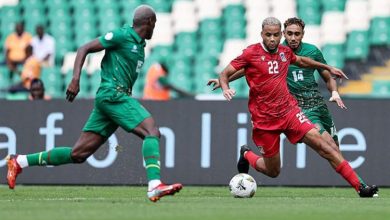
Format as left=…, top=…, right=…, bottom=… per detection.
left=284, top=17, right=305, bottom=30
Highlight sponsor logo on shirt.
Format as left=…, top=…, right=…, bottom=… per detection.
left=279, top=52, right=287, bottom=62
left=261, top=56, right=265, bottom=61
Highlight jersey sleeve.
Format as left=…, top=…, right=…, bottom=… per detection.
left=230, top=48, right=249, bottom=70
left=313, top=47, right=327, bottom=64
left=98, top=28, right=126, bottom=49
left=313, top=47, right=327, bottom=73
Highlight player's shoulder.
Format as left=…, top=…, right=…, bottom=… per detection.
left=279, top=44, right=293, bottom=52
left=278, top=44, right=296, bottom=56
left=241, top=43, right=261, bottom=55
left=301, top=42, right=321, bottom=53
left=245, top=43, right=261, bottom=51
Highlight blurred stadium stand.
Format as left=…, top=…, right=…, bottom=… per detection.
left=0, top=0, right=389, bottom=99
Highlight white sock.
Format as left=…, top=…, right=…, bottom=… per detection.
left=16, top=155, right=29, bottom=168
left=148, top=179, right=162, bottom=191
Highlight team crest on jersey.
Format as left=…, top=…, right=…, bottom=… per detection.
left=279, top=52, right=287, bottom=62
left=104, top=32, right=113, bottom=40
left=131, top=45, right=138, bottom=53
left=261, top=56, right=265, bottom=61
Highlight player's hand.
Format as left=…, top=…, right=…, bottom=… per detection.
left=329, top=67, right=348, bottom=83
left=207, top=78, right=221, bottom=91
left=329, top=91, right=347, bottom=109
left=66, top=78, right=80, bottom=102
left=223, top=88, right=236, bottom=101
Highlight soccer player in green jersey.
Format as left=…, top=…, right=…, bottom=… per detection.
left=282, top=17, right=345, bottom=146
left=6, top=5, right=182, bottom=202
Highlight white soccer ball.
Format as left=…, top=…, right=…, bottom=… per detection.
left=229, top=173, right=257, bottom=198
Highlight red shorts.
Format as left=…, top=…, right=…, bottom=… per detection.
left=252, top=107, right=315, bottom=158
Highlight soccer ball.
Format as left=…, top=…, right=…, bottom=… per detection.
left=229, top=173, right=257, bottom=198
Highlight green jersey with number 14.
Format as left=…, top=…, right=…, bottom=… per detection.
left=284, top=41, right=327, bottom=110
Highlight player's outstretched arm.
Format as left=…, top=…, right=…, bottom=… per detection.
left=167, top=84, right=194, bottom=98
left=66, top=39, right=105, bottom=102
left=207, top=68, right=245, bottom=91
left=294, top=56, right=349, bottom=80
left=320, top=70, right=347, bottom=109
left=219, top=64, right=238, bottom=101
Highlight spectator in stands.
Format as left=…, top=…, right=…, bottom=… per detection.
left=4, top=22, right=32, bottom=79
left=143, top=62, right=193, bottom=100
left=31, top=25, right=55, bottom=67
left=29, top=78, right=50, bottom=100
left=8, top=45, right=41, bottom=93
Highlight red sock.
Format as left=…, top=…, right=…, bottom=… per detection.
left=335, top=160, right=361, bottom=191
left=244, top=151, right=261, bottom=170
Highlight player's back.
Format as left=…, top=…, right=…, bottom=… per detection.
left=98, top=24, right=146, bottom=97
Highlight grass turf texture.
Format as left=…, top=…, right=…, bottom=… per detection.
left=1, top=186, right=388, bottom=220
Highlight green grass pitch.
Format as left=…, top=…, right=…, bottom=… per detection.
left=1, top=185, right=388, bottom=220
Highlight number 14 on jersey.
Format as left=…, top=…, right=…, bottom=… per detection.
left=292, top=70, right=304, bottom=82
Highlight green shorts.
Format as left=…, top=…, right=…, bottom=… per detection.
left=83, top=88, right=151, bottom=138
left=302, top=105, right=338, bottom=143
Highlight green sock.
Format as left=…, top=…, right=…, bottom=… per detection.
left=26, top=147, right=73, bottom=166
left=358, top=175, right=367, bottom=188
left=142, top=136, right=161, bottom=181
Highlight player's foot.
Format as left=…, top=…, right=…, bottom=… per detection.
left=237, top=145, right=250, bottom=173
left=147, top=183, right=183, bottom=202
left=6, top=154, right=22, bottom=189
left=358, top=185, right=379, bottom=198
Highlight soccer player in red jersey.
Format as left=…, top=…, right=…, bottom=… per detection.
left=219, top=17, right=378, bottom=197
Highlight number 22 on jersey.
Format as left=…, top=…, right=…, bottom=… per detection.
left=267, top=61, right=279, bottom=74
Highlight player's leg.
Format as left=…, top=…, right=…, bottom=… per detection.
left=301, top=128, right=378, bottom=197
left=70, top=132, right=107, bottom=163
left=238, top=128, right=282, bottom=178
left=132, top=116, right=161, bottom=182
left=134, top=117, right=183, bottom=202
left=111, top=96, right=182, bottom=202
left=314, top=107, right=340, bottom=147
left=250, top=151, right=281, bottom=178
left=6, top=132, right=106, bottom=189
left=7, top=107, right=113, bottom=189
left=311, top=121, right=340, bottom=152
left=286, top=109, right=373, bottom=195
left=301, top=128, right=343, bottom=167
left=285, top=109, right=378, bottom=197
left=318, top=114, right=373, bottom=192
left=307, top=109, right=372, bottom=192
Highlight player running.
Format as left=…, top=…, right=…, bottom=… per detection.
left=215, top=17, right=378, bottom=197
left=209, top=17, right=344, bottom=147
left=6, top=5, right=182, bottom=202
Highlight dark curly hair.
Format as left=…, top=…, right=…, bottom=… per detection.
left=284, top=17, right=305, bottom=30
